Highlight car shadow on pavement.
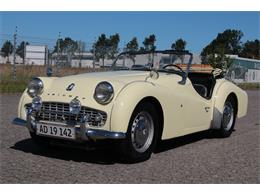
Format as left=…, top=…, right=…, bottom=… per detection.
left=10, top=138, right=121, bottom=165
left=11, top=129, right=235, bottom=164
left=154, top=129, right=235, bottom=153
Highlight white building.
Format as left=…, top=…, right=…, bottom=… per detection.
left=226, top=55, right=260, bottom=83
left=51, top=52, right=95, bottom=68
left=25, top=45, right=47, bottom=65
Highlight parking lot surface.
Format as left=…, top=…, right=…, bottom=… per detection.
left=0, top=90, right=259, bottom=183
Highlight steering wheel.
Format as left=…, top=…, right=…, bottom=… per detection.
left=162, top=64, right=184, bottom=73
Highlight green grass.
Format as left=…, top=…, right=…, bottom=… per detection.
left=237, top=82, right=260, bottom=90
left=0, top=76, right=29, bottom=93
left=0, top=64, right=97, bottom=93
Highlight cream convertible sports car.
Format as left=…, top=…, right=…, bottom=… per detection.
left=13, top=50, right=248, bottom=162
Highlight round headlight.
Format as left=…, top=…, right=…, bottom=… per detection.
left=27, top=78, right=44, bottom=98
left=94, top=82, right=114, bottom=105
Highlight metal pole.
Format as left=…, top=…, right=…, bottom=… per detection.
left=93, top=37, right=96, bottom=69
left=78, top=40, right=82, bottom=68
left=23, top=41, right=26, bottom=65
left=13, top=26, right=17, bottom=80
left=45, top=45, right=48, bottom=66
left=57, top=32, right=61, bottom=74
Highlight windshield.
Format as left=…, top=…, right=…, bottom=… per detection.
left=111, top=50, right=193, bottom=74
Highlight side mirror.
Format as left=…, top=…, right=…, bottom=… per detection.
left=46, top=67, right=53, bottom=77
left=145, top=69, right=159, bottom=81
left=149, top=69, right=159, bottom=80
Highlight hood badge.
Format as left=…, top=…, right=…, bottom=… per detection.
left=66, top=83, right=75, bottom=91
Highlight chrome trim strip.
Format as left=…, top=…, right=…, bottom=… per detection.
left=12, top=117, right=126, bottom=140
left=26, top=107, right=36, bottom=132
left=87, top=129, right=126, bottom=139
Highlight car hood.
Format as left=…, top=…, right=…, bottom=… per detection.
left=40, top=70, right=150, bottom=104
left=63, top=70, right=149, bottom=84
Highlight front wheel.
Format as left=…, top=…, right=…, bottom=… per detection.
left=119, top=102, right=159, bottom=163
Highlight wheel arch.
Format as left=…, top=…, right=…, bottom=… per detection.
left=110, top=81, right=164, bottom=134
left=211, top=80, right=247, bottom=129
left=134, top=96, right=164, bottom=141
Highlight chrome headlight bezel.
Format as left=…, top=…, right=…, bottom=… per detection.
left=69, top=98, right=81, bottom=115
left=94, top=81, right=114, bottom=105
left=27, top=78, right=44, bottom=98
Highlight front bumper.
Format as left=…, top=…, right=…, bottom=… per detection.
left=13, top=109, right=126, bottom=141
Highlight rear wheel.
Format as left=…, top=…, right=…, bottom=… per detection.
left=119, top=102, right=159, bottom=163
left=218, top=96, right=237, bottom=138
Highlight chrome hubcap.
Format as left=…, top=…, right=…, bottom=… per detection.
left=222, top=101, right=234, bottom=131
left=131, top=111, right=154, bottom=153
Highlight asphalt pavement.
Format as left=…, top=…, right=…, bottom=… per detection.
left=0, top=90, right=259, bottom=183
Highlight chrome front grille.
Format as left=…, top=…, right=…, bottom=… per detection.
left=25, top=102, right=107, bottom=127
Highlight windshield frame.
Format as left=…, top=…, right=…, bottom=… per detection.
left=111, top=50, right=193, bottom=84
left=112, top=50, right=192, bottom=68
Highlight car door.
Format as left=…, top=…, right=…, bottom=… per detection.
left=178, top=78, right=212, bottom=134
left=154, top=73, right=212, bottom=139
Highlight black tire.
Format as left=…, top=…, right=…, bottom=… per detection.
left=217, top=96, right=237, bottom=138
left=30, top=132, right=50, bottom=149
left=119, top=102, right=159, bottom=163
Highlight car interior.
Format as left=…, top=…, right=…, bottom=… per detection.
left=128, top=65, right=217, bottom=99
left=188, top=72, right=216, bottom=99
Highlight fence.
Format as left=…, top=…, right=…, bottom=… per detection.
left=226, top=64, right=260, bottom=83
left=2, top=32, right=259, bottom=83
left=0, top=33, right=127, bottom=79
left=225, top=56, right=260, bottom=83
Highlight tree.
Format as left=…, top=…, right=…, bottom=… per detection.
left=171, top=38, right=187, bottom=64
left=16, top=41, right=29, bottom=64
left=93, top=34, right=109, bottom=67
left=201, top=29, right=244, bottom=69
left=206, top=52, right=233, bottom=71
left=125, top=37, right=139, bottom=64
left=92, top=33, right=120, bottom=67
left=64, top=38, right=79, bottom=66
left=239, top=39, right=260, bottom=60
left=171, top=38, right=186, bottom=51
left=53, top=37, right=79, bottom=66
left=142, top=34, right=156, bottom=51
left=201, top=29, right=243, bottom=59
left=141, top=34, right=157, bottom=65
left=1, top=40, right=14, bottom=63
left=107, top=33, right=120, bottom=59
left=53, top=37, right=78, bottom=53
left=53, top=38, right=64, bottom=53
left=126, top=37, right=139, bottom=52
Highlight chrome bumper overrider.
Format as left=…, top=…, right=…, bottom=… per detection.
left=12, top=108, right=125, bottom=141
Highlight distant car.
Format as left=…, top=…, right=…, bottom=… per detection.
left=13, top=50, right=248, bottom=162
